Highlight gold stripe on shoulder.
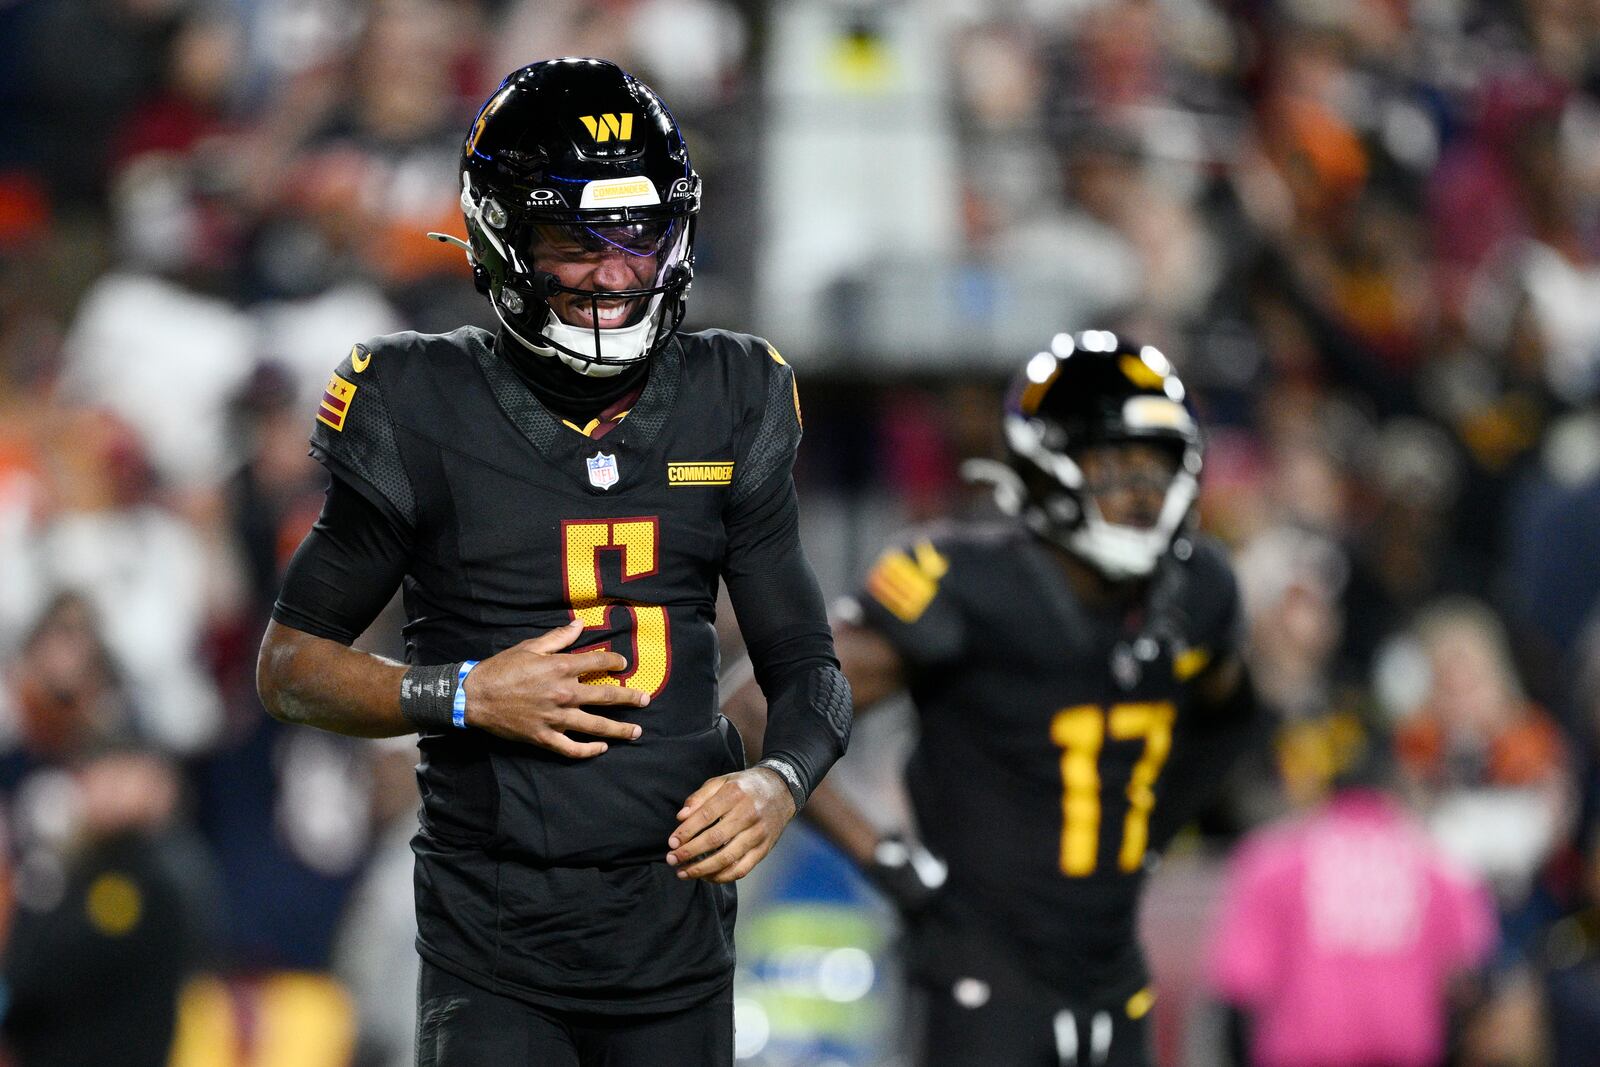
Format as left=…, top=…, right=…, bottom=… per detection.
left=1174, top=646, right=1211, bottom=681
left=865, top=545, right=946, bottom=623
left=913, top=539, right=949, bottom=580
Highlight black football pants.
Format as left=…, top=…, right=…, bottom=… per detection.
left=915, top=977, right=1152, bottom=1067
left=415, top=960, right=733, bottom=1067
left=906, top=917, right=1152, bottom=1067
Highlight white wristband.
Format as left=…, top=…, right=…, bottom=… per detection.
left=757, top=757, right=806, bottom=811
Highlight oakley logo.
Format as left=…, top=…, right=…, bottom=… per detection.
left=579, top=113, right=634, bottom=142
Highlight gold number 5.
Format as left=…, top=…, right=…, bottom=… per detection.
left=1050, top=701, right=1176, bottom=876
left=561, top=518, right=671, bottom=699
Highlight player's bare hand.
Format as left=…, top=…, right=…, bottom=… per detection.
left=666, top=767, right=796, bottom=883
left=462, top=620, right=648, bottom=757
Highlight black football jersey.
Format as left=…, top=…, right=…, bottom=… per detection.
left=855, top=524, right=1246, bottom=1001
left=306, top=326, right=805, bottom=1011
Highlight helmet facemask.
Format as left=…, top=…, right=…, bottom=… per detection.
left=1002, top=416, right=1202, bottom=581
left=460, top=172, right=697, bottom=377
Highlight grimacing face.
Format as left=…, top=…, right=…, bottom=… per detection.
left=1075, top=441, right=1180, bottom=529
left=528, top=220, right=677, bottom=330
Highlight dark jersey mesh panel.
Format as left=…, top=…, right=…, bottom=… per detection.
left=731, top=353, right=801, bottom=507
left=618, top=338, right=681, bottom=443
left=309, top=344, right=417, bottom=525
left=472, top=337, right=561, bottom=454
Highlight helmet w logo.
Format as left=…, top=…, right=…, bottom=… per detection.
left=579, top=113, right=634, bottom=142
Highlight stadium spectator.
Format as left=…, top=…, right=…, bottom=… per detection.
left=1208, top=743, right=1498, bottom=1067
left=1392, top=598, right=1572, bottom=914
left=1234, top=525, right=1362, bottom=815
left=0, top=410, right=230, bottom=753
left=0, top=593, right=206, bottom=1067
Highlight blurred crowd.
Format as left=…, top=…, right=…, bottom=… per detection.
left=2, top=0, right=1600, bottom=1065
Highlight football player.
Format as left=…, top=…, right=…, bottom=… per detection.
left=256, top=59, right=850, bottom=1067
left=725, top=332, right=1262, bottom=1066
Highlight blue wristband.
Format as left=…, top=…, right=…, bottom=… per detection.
left=452, top=660, right=479, bottom=728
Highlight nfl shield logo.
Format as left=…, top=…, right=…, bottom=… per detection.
left=586, top=451, right=620, bottom=490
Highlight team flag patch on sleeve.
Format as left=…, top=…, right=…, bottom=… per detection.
left=317, top=372, right=357, bottom=431
left=865, top=540, right=949, bottom=623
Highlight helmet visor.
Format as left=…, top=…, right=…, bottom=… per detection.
left=529, top=218, right=681, bottom=261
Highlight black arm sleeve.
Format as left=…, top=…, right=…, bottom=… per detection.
left=270, top=474, right=411, bottom=645
left=722, top=472, right=851, bottom=801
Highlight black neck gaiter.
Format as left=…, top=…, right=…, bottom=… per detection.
left=495, top=331, right=650, bottom=423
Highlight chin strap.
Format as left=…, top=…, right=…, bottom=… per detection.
left=1066, top=470, right=1198, bottom=580
left=494, top=305, right=643, bottom=378
left=542, top=309, right=658, bottom=371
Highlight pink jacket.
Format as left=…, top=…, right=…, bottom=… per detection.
left=1208, top=790, right=1497, bottom=1067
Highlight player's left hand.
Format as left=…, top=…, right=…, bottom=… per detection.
left=667, top=768, right=797, bottom=883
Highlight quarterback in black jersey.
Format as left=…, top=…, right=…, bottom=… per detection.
left=727, top=332, right=1261, bottom=1067
left=256, top=60, right=850, bottom=1067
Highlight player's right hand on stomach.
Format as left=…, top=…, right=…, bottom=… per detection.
left=460, top=620, right=648, bottom=757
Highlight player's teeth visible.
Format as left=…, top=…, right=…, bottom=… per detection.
left=572, top=300, right=633, bottom=327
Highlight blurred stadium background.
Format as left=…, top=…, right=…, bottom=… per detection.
left=2, top=0, right=1600, bottom=1064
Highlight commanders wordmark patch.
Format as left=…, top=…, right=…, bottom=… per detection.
left=667, top=461, right=735, bottom=486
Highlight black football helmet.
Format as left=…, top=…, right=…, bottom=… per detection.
left=433, top=58, right=700, bottom=375
left=969, top=330, right=1203, bottom=580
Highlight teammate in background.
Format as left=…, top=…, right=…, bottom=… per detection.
left=256, top=59, right=850, bottom=1067
left=726, top=331, right=1262, bottom=1067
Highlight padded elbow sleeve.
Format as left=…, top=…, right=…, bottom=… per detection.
left=759, top=663, right=853, bottom=806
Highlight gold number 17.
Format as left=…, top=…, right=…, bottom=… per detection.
left=1050, top=701, right=1176, bottom=877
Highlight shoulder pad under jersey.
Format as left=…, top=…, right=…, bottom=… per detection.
left=308, top=337, right=417, bottom=525
left=697, top=331, right=802, bottom=506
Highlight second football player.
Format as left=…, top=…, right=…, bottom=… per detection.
left=726, top=331, right=1263, bottom=1067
